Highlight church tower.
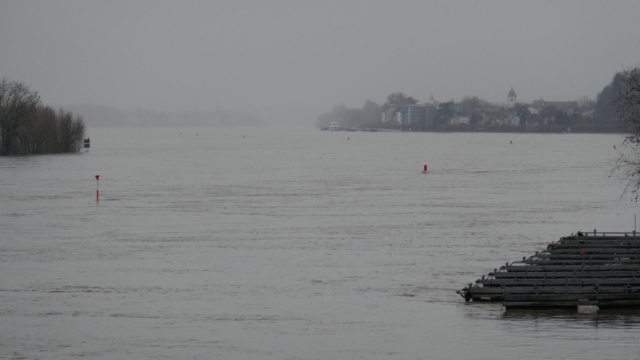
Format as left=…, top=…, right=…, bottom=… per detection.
left=507, top=87, right=517, bottom=107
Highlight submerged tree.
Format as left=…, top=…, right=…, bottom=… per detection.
left=0, top=79, right=40, bottom=155
left=0, top=78, right=87, bottom=155
left=29, top=106, right=60, bottom=154
left=611, top=68, right=640, bottom=198
left=58, top=109, right=86, bottom=153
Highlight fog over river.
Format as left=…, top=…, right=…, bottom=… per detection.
left=2, top=127, right=639, bottom=359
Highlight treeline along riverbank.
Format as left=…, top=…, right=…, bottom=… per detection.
left=0, top=78, right=86, bottom=155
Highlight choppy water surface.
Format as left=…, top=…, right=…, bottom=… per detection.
left=1, top=127, right=639, bottom=359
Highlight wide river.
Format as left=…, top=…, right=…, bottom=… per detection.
left=1, top=127, right=639, bottom=359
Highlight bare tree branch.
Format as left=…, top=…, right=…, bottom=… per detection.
left=0, top=78, right=40, bottom=155
left=611, top=67, right=640, bottom=199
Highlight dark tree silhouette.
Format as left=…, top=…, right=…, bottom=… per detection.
left=594, top=72, right=627, bottom=124
left=362, top=100, right=381, bottom=125
left=0, top=78, right=86, bottom=155
left=515, top=103, right=531, bottom=128
left=469, top=112, right=483, bottom=126
left=58, top=109, right=86, bottom=153
left=386, top=92, right=418, bottom=105
left=460, top=96, right=492, bottom=112
left=434, top=102, right=454, bottom=125
left=0, top=79, right=40, bottom=155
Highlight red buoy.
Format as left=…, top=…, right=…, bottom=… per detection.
left=579, top=251, right=586, bottom=256
left=422, top=165, right=428, bottom=173
left=95, top=175, right=100, bottom=201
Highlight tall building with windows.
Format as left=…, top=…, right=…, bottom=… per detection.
left=397, top=104, right=427, bottom=126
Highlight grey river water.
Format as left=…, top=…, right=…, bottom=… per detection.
left=2, top=127, right=640, bottom=359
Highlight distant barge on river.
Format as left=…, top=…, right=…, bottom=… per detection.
left=459, top=231, right=640, bottom=309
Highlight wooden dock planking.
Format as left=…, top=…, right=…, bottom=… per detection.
left=518, top=259, right=640, bottom=265
left=502, top=301, right=592, bottom=309
left=549, top=252, right=640, bottom=260
left=476, top=278, right=640, bottom=286
left=535, top=256, right=640, bottom=261
left=469, top=286, right=640, bottom=295
left=504, top=294, right=640, bottom=309
left=504, top=293, right=640, bottom=302
left=539, top=248, right=640, bottom=254
left=493, top=270, right=640, bottom=279
left=468, top=287, right=640, bottom=302
left=459, top=232, right=640, bottom=309
left=506, top=264, right=640, bottom=272
left=549, top=244, right=640, bottom=250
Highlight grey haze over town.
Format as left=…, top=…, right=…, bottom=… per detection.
left=2, top=0, right=640, bottom=126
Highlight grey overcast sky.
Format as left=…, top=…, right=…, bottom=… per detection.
left=1, top=0, right=640, bottom=123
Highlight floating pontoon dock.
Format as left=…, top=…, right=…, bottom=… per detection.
left=459, top=231, right=640, bottom=309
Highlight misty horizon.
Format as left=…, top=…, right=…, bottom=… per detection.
left=2, top=0, right=640, bottom=125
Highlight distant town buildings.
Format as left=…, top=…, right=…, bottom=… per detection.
left=321, top=85, right=599, bottom=132
left=396, top=104, right=428, bottom=126
left=530, top=99, right=578, bottom=113
left=378, top=87, right=592, bottom=130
